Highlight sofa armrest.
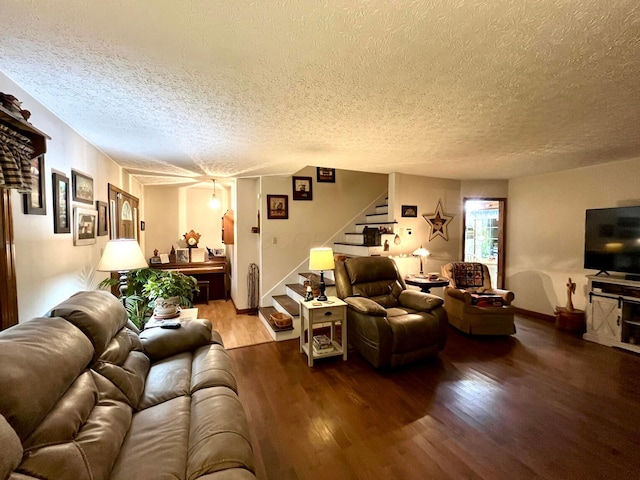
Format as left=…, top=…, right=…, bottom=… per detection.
left=140, top=318, right=212, bottom=363
left=445, top=287, right=474, bottom=304
left=487, top=289, right=515, bottom=305
left=344, top=296, right=387, bottom=316
left=399, top=290, right=444, bottom=311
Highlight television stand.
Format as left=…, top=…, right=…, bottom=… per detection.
left=584, top=275, right=640, bottom=354
left=595, top=270, right=610, bottom=276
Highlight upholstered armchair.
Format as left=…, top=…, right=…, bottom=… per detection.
left=334, top=256, right=448, bottom=368
left=440, top=262, right=516, bottom=335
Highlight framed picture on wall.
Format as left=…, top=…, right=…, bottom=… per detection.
left=267, top=194, right=288, bottom=219
left=96, top=201, right=108, bottom=236
left=23, top=155, right=46, bottom=215
left=71, top=170, right=94, bottom=204
left=52, top=172, right=71, bottom=234
left=73, top=207, right=98, bottom=246
left=292, top=176, right=313, bottom=200
left=402, top=205, right=418, bottom=217
left=316, top=167, right=335, bottom=183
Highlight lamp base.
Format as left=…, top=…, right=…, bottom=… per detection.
left=317, top=271, right=328, bottom=301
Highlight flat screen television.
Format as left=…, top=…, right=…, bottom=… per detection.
left=584, top=206, right=640, bottom=277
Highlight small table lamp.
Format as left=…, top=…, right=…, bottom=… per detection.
left=309, top=247, right=335, bottom=301
left=412, top=246, right=430, bottom=278
left=97, top=239, right=148, bottom=303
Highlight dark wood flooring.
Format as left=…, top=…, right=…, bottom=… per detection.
left=228, top=315, right=640, bottom=480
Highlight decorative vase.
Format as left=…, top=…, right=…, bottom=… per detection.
left=153, top=296, right=180, bottom=317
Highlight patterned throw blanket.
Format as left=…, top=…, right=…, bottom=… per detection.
left=452, top=262, right=484, bottom=288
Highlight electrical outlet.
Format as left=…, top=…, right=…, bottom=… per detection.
left=406, top=228, right=412, bottom=236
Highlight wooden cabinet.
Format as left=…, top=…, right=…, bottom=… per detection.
left=222, top=210, right=234, bottom=245
left=584, top=275, right=640, bottom=354
left=0, top=106, right=49, bottom=329
left=154, top=259, right=227, bottom=301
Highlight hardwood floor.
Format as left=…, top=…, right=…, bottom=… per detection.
left=223, top=315, right=640, bottom=480
left=197, top=299, right=273, bottom=349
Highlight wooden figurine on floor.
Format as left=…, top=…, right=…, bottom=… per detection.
left=566, top=277, right=576, bottom=312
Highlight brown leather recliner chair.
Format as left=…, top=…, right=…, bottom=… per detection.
left=334, top=256, right=448, bottom=368
left=440, top=262, right=516, bottom=335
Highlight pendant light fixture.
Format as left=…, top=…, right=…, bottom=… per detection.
left=209, top=179, right=221, bottom=209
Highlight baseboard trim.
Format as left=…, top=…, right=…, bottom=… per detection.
left=232, top=298, right=257, bottom=315
left=514, top=307, right=555, bottom=323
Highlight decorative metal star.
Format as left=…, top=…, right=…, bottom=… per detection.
left=422, top=200, right=454, bottom=241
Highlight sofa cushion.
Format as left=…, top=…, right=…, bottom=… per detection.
left=188, top=387, right=255, bottom=479
left=138, top=352, right=192, bottom=410
left=387, top=312, right=444, bottom=354
left=399, top=290, right=444, bottom=311
left=0, top=414, right=22, bottom=479
left=191, top=344, right=238, bottom=394
left=194, top=470, right=257, bottom=480
left=140, top=319, right=213, bottom=363
left=110, top=396, right=190, bottom=480
left=92, top=328, right=150, bottom=407
left=0, top=317, right=94, bottom=442
left=18, top=370, right=132, bottom=480
left=48, top=290, right=128, bottom=360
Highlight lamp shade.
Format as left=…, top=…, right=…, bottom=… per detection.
left=412, top=246, right=430, bottom=257
left=97, top=239, right=148, bottom=272
left=309, top=247, right=335, bottom=271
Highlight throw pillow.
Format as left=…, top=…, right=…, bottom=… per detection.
left=452, top=263, right=484, bottom=289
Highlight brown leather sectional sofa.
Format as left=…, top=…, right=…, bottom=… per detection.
left=0, top=290, right=256, bottom=480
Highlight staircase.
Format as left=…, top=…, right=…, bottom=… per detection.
left=258, top=196, right=397, bottom=341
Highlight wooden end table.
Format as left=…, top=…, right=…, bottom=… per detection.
left=144, top=307, right=199, bottom=329
left=405, top=276, right=449, bottom=293
left=299, top=296, right=347, bottom=367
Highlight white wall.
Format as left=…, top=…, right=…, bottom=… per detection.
left=233, top=178, right=260, bottom=310
left=389, top=173, right=462, bottom=277
left=1, top=72, right=142, bottom=321
left=143, top=183, right=228, bottom=259
left=461, top=180, right=508, bottom=199
left=260, top=167, right=388, bottom=304
left=507, top=157, right=640, bottom=315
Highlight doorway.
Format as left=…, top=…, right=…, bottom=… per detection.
left=108, top=184, right=139, bottom=240
left=462, top=198, right=507, bottom=289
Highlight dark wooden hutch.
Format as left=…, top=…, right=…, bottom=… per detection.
left=1, top=105, right=50, bottom=330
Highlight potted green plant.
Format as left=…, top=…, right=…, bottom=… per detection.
left=142, top=270, right=199, bottom=318
left=98, top=268, right=198, bottom=327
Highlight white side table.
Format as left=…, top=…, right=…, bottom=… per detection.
left=299, top=296, right=347, bottom=367
left=144, top=307, right=199, bottom=329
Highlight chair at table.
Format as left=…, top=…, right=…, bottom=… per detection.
left=440, top=262, right=516, bottom=335
left=334, top=256, right=448, bottom=368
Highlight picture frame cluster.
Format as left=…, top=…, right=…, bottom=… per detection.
left=44, top=165, right=106, bottom=245
left=267, top=167, right=336, bottom=220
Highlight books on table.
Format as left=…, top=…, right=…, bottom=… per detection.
left=313, top=334, right=335, bottom=354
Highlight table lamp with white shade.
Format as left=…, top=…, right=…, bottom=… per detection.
left=97, top=239, right=148, bottom=303
left=412, top=246, right=430, bottom=278
left=309, top=247, right=335, bottom=301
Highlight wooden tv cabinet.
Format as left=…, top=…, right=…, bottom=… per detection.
left=584, top=275, right=640, bottom=354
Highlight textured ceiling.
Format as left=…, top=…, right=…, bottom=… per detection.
left=2, top=0, right=640, bottom=185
